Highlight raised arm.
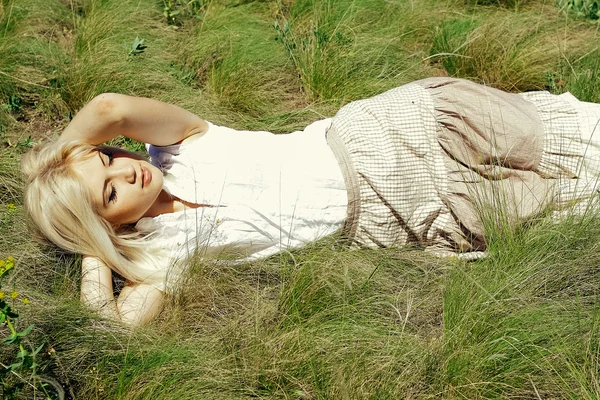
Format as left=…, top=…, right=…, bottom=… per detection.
left=60, top=93, right=208, bottom=146
left=81, top=256, right=164, bottom=326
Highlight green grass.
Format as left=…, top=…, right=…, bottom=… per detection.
left=429, top=7, right=580, bottom=91
left=2, top=0, right=600, bottom=398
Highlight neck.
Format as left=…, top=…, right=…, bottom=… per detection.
left=143, top=190, right=177, bottom=218
left=143, top=190, right=205, bottom=218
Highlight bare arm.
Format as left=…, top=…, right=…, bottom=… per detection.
left=81, top=256, right=164, bottom=326
left=60, top=93, right=208, bottom=146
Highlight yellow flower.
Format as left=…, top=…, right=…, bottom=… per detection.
left=0, top=292, right=5, bottom=299
left=6, top=256, right=13, bottom=262
left=21, top=298, right=29, bottom=305
left=10, top=291, right=18, bottom=299
left=7, top=204, right=16, bottom=211
left=0, top=261, right=5, bottom=268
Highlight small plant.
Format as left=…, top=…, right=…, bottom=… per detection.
left=161, top=0, right=208, bottom=24
left=0, top=256, right=57, bottom=399
left=273, top=16, right=355, bottom=101
left=127, top=36, right=147, bottom=57
left=273, top=18, right=294, bottom=53
left=558, top=0, right=600, bottom=19
left=4, top=135, right=35, bottom=149
left=1, top=95, right=22, bottom=113
left=163, top=0, right=180, bottom=25
left=169, top=62, right=196, bottom=87
left=185, top=0, right=210, bottom=18
left=545, top=71, right=565, bottom=93
left=16, top=135, right=34, bottom=148
left=464, top=0, right=530, bottom=7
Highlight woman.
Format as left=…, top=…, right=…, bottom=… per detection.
left=22, top=77, right=600, bottom=325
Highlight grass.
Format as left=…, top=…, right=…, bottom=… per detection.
left=1, top=0, right=600, bottom=398
left=429, top=6, right=582, bottom=91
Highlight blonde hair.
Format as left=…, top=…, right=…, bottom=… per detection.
left=22, top=140, right=171, bottom=286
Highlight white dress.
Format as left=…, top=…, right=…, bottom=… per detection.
left=135, top=119, right=348, bottom=266
left=132, top=81, right=600, bottom=291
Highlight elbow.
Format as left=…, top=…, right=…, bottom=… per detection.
left=89, top=93, right=125, bottom=126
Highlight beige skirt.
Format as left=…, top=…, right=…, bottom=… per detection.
left=326, top=77, right=597, bottom=254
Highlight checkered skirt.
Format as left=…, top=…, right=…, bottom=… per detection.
left=326, top=78, right=583, bottom=254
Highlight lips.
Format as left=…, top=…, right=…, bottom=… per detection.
left=141, top=166, right=152, bottom=188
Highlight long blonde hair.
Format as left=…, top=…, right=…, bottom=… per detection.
left=22, top=140, right=171, bottom=286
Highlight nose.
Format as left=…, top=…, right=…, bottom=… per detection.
left=110, top=164, right=136, bottom=184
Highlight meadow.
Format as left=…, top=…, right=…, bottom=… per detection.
left=2, top=0, right=600, bottom=398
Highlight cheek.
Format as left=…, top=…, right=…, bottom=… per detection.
left=150, top=172, right=164, bottom=197
left=151, top=166, right=163, bottom=186
left=109, top=188, right=140, bottom=224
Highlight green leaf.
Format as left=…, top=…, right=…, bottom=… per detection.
left=17, top=324, right=34, bottom=337
left=32, top=344, right=43, bottom=355
left=132, top=37, right=143, bottom=48
left=7, top=360, right=22, bottom=370
left=3, top=334, right=17, bottom=344
left=16, top=135, right=34, bottom=148
left=128, top=36, right=148, bottom=57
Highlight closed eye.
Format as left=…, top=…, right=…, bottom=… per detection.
left=108, top=183, right=117, bottom=204
left=98, top=149, right=116, bottom=205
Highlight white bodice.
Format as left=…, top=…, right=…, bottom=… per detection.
left=135, top=119, right=347, bottom=262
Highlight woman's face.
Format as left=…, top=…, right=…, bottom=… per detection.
left=75, top=147, right=164, bottom=226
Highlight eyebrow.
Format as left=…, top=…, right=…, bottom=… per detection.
left=98, top=152, right=108, bottom=207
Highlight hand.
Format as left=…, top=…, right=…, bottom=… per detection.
left=81, top=256, right=164, bottom=326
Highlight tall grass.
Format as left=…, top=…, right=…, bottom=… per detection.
left=178, top=2, right=306, bottom=130
left=2, top=0, right=600, bottom=398
left=440, top=213, right=600, bottom=398
left=274, top=0, right=433, bottom=103
left=564, top=49, right=600, bottom=102
left=429, top=9, right=583, bottom=91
